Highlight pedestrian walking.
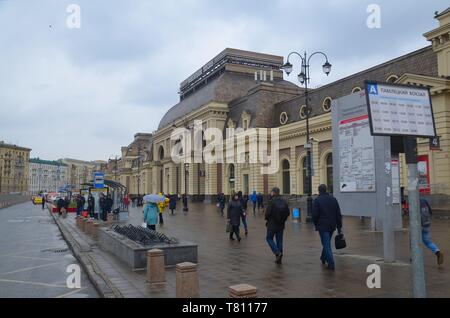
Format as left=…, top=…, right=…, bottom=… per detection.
left=169, top=194, right=177, bottom=215
left=182, top=193, right=188, bottom=212
left=250, top=191, right=257, bottom=215
left=312, top=184, right=343, bottom=271
left=99, top=194, right=107, bottom=221
left=41, top=194, right=46, bottom=210
left=420, top=197, right=444, bottom=266
left=265, top=187, right=290, bottom=264
left=87, top=194, right=95, bottom=219
left=123, top=194, right=130, bottom=210
left=158, top=193, right=165, bottom=225
left=218, top=193, right=226, bottom=216
left=227, top=193, right=244, bottom=242
left=144, top=201, right=159, bottom=231
left=238, top=191, right=249, bottom=236
left=105, top=194, right=113, bottom=221
left=257, top=193, right=264, bottom=213
left=57, top=197, right=64, bottom=216
left=76, top=195, right=85, bottom=217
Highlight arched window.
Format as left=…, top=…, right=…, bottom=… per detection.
left=158, top=146, right=165, bottom=161
left=326, top=153, right=333, bottom=193
left=302, top=157, right=308, bottom=195
left=282, top=160, right=291, bottom=195
left=229, top=164, right=235, bottom=194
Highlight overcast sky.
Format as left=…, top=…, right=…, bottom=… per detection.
left=0, top=0, right=447, bottom=161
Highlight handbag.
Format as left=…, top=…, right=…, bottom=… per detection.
left=335, top=233, right=347, bottom=250
left=226, top=221, right=231, bottom=233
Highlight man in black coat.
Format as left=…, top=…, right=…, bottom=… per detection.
left=227, top=193, right=244, bottom=242
left=87, top=194, right=95, bottom=219
left=265, top=187, right=290, bottom=264
left=57, top=197, right=65, bottom=216
left=312, top=184, right=343, bottom=271
left=105, top=194, right=113, bottom=221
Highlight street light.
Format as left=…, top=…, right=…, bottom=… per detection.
left=282, top=51, right=332, bottom=223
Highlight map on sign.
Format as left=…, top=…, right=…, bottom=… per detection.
left=365, top=81, right=436, bottom=137
left=338, top=115, right=376, bottom=192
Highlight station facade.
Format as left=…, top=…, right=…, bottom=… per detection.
left=110, top=9, right=450, bottom=202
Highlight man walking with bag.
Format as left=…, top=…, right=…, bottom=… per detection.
left=265, top=187, right=290, bottom=264
left=312, top=184, right=343, bottom=271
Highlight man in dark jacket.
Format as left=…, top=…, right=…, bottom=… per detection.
left=87, top=194, right=95, bottom=219
left=420, top=198, right=444, bottom=265
left=57, top=197, right=65, bottom=216
left=105, top=194, right=113, bottom=221
left=265, top=187, right=290, bottom=264
left=76, top=195, right=85, bottom=217
left=227, top=193, right=244, bottom=242
left=238, top=191, right=249, bottom=236
left=169, top=194, right=177, bottom=215
left=312, top=184, right=343, bottom=271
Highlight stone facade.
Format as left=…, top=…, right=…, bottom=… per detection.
left=114, top=9, right=450, bottom=200
left=28, top=158, right=68, bottom=194
left=0, top=141, right=31, bottom=194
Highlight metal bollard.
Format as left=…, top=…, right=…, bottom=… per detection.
left=229, top=284, right=258, bottom=298
left=147, top=249, right=165, bottom=284
left=176, top=262, right=199, bottom=298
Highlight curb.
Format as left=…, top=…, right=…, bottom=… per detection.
left=50, top=212, right=122, bottom=298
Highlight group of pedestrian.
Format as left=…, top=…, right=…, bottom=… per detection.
left=142, top=193, right=190, bottom=230
left=99, top=193, right=113, bottom=221
left=249, top=191, right=264, bottom=215
left=226, top=191, right=249, bottom=240
left=56, top=196, right=70, bottom=216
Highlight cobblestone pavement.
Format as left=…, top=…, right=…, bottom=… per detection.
left=0, top=203, right=99, bottom=298
left=118, top=202, right=450, bottom=298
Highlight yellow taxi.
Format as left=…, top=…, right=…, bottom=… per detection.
left=33, top=196, right=43, bottom=205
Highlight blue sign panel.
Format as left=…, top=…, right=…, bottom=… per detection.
left=94, top=172, right=105, bottom=189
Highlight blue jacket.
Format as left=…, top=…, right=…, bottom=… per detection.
left=250, top=191, right=257, bottom=203
left=144, top=203, right=159, bottom=226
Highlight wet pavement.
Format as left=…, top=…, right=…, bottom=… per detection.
left=122, top=202, right=450, bottom=298
left=0, top=202, right=99, bottom=298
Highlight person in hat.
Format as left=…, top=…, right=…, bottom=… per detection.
left=265, top=187, right=290, bottom=264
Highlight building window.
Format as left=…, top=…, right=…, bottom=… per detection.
left=280, top=112, right=289, bottom=125
left=351, top=87, right=361, bottom=94
left=387, top=75, right=399, bottom=83
left=282, top=159, right=291, bottom=195
left=158, top=146, right=164, bottom=161
left=322, top=98, right=332, bottom=112
left=326, top=153, right=333, bottom=193
left=300, top=105, right=308, bottom=119
left=229, top=164, right=235, bottom=194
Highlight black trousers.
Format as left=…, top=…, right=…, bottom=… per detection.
left=229, top=225, right=240, bottom=239
left=148, top=224, right=156, bottom=231
left=159, top=213, right=164, bottom=224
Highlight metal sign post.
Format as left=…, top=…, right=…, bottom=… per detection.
left=365, top=81, right=436, bottom=298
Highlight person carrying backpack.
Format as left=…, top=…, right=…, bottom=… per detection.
left=265, top=187, right=290, bottom=264
left=420, top=198, right=444, bottom=266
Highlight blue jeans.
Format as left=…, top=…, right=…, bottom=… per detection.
left=266, top=229, right=284, bottom=256
left=76, top=207, right=82, bottom=216
left=422, top=226, right=440, bottom=254
left=319, top=231, right=335, bottom=268
left=242, top=216, right=248, bottom=231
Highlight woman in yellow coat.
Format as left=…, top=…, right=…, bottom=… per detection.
left=157, top=193, right=168, bottom=224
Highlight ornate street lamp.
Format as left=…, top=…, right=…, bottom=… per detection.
left=282, top=51, right=332, bottom=223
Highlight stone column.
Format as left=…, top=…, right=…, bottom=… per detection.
left=147, top=249, right=165, bottom=284
left=176, top=262, right=199, bottom=298
left=229, top=284, right=258, bottom=298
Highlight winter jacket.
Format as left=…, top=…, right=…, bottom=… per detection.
left=144, top=203, right=159, bottom=226
left=265, top=196, right=290, bottom=232
left=312, top=193, right=343, bottom=233
left=250, top=192, right=257, bottom=203
left=227, top=200, right=244, bottom=226
left=420, top=199, right=432, bottom=228
left=169, top=195, right=177, bottom=210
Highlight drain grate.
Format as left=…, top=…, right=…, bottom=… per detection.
left=41, top=247, right=69, bottom=253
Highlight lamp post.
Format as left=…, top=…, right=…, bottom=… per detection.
left=281, top=51, right=332, bottom=222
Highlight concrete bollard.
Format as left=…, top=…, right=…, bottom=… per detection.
left=81, top=218, right=89, bottom=232
left=86, top=219, right=94, bottom=235
left=229, top=284, right=258, bottom=298
left=147, top=249, right=165, bottom=284
left=176, top=262, right=199, bottom=298
left=76, top=216, right=83, bottom=228
left=107, top=213, right=115, bottom=224
left=92, top=222, right=100, bottom=240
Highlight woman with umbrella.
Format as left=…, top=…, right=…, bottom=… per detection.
left=143, top=194, right=165, bottom=230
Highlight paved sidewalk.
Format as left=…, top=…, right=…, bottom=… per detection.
left=55, top=203, right=450, bottom=298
